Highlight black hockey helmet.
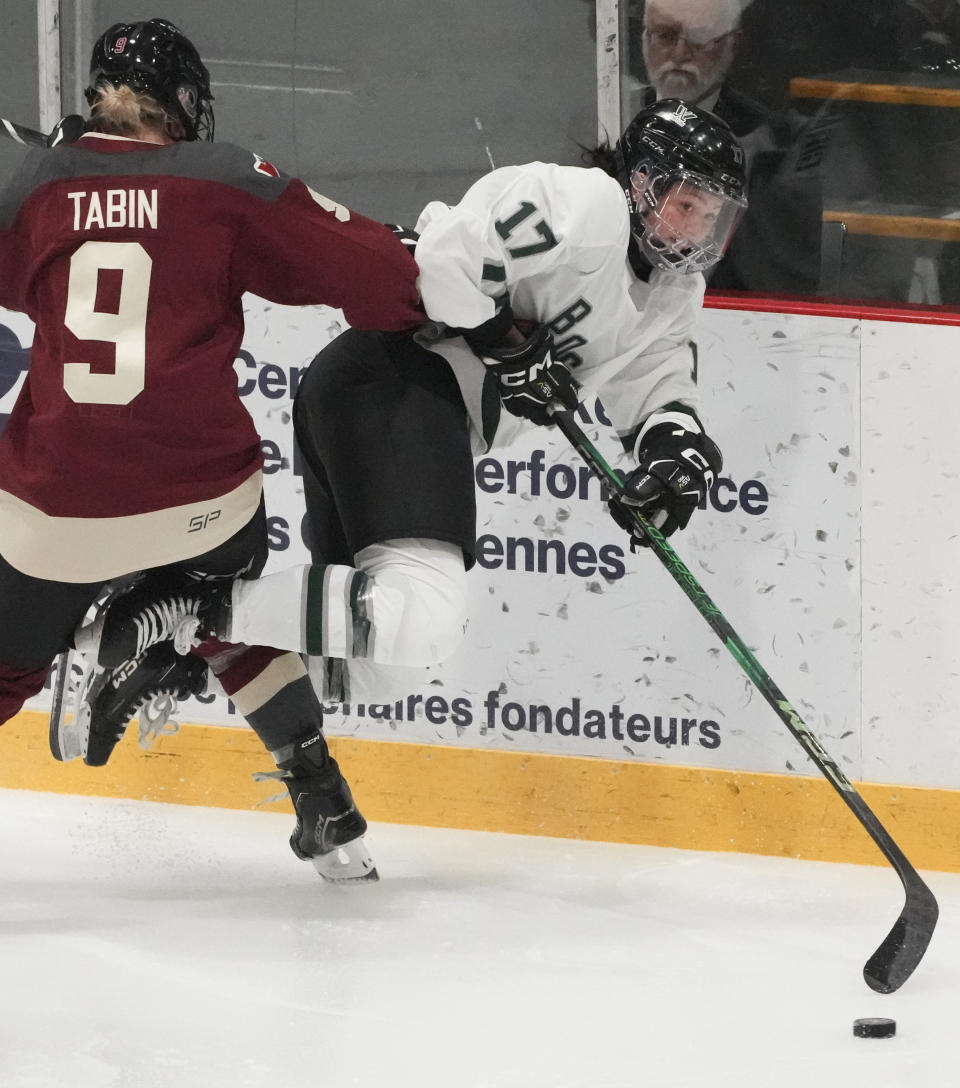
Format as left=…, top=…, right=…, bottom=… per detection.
left=615, top=99, right=747, bottom=273
left=85, top=18, right=214, bottom=141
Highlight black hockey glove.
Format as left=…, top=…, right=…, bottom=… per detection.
left=385, top=223, right=419, bottom=257
left=483, top=323, right=579, bottom=426
left=46, top=114, right=86, bottom=148
left=609, top=413, right=722, bottom=546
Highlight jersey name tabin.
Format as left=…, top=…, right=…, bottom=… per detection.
left=67, top=189, right=159, bottom=231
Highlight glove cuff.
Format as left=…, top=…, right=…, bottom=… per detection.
left=633, top=407, right=703, bottom=460
left=482, top=322, right=551, bottom=365
left=461, top=304, right=516, bottom=353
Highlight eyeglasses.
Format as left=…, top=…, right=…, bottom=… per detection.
left=642, top=26, right=735, bottom=52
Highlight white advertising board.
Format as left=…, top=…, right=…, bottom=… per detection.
left=342, top=307, right=862, bottom=777
left=860, top=319, right=960, bottom=789
left=4, top=300, right=866, bottom=780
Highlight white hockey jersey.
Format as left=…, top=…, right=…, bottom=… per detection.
left=414, top=161, right=706, bottom=455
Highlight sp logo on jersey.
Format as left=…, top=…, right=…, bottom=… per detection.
left=252, top=153, right=279, bottom=178
left=188, top=509, right=221, bottom=533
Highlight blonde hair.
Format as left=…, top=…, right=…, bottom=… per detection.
left=88, top=82, right=172, bottom=138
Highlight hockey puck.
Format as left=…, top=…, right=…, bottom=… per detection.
left=853, top=1018, right=896, bottom=1039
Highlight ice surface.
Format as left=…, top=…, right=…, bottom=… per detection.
left=0, top=787, right=957, bottom=1088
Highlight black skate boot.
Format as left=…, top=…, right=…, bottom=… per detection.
left=77, top=643, right=208, bottom=766
left=274, top=731, right=378, bottom=884
left=75, top=577, right=232, bottom=671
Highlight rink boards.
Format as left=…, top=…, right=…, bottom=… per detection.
left=3, top=299, right=960, bottom=870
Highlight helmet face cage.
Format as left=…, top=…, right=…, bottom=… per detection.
left=86, top=18, right=214, bottom=141
left=616, top=99, right=747, bottom=274
left=630, top=161, right=745, bottom=274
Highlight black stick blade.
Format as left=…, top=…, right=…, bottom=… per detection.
left=863, top=878, right=939, bottom=993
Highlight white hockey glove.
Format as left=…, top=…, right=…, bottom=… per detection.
left=482, top=323, right=579, bottom=426
left=609, top=411, right=721, bottom=545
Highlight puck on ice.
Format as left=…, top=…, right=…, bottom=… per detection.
left=853, top=1018, right=896, bottom=1038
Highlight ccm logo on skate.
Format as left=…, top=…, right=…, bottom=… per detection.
left=188, top=510, right=221, bottom=532
left=112, top=658, right=139, bottom=685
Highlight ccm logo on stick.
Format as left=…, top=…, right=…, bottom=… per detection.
left=188, top=509, right=221, bottom=532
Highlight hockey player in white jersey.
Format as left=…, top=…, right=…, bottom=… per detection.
left=74, top=99, right=747, bottom=721
left=413, top=97, right=745, bottom=481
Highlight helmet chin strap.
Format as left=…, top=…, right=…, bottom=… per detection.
left=627, top=235, right=655, bottom=281
left=163, top=114, right=186, bottom=142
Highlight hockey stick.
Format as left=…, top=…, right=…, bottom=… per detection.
left=553, top=408, right=939, bottom=994
left=0, top=117, right=46, bottom=147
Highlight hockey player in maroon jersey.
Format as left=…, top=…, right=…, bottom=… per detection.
left=0, top=18, right=422, bottom=883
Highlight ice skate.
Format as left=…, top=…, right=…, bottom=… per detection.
left=260, top=730, right=378, bottom=885
left=74, top=577, right=231, bottom=670
left=52, top=643, right=208, bottom=766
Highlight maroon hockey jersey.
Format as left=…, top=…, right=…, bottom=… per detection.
left=0, top=133, right=421, bottom=581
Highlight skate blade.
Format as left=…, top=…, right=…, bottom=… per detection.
left=49, top=652, right=93, bottom=762
left=50, top=716, right=89, bottom=762
left=311, top=838, right=379, bottom=885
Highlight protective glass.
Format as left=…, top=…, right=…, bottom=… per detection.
left=631, top=166, right=746, bottom=274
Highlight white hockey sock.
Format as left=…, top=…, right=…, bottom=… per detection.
left=226, top=562, right=389, bottom=656
left=226, top=539, right=467, bottom=667
left=226, top=564, right=312, bottom=653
